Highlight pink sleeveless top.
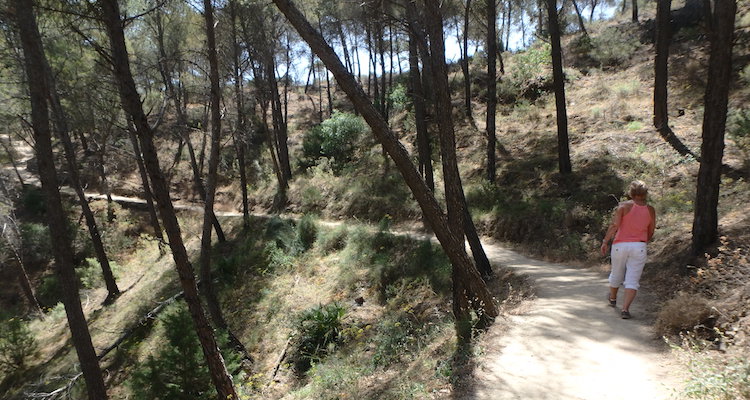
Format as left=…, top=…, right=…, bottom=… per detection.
left=614, top=203, right=651, bottom=243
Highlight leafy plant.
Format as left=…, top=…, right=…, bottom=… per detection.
left=20, top=222, right=52, bottom=264
left=0, top=317, right=37, bottom=373
left=671, top=335, right=750, bottom=400
left=129, top=303, right=241, bottom=400
left=728, top=108, right=750, bottom=160
left=388, top=83, right=409, bottom=112
left=589, top=28, right=639, bottom=68
left=290, top=302, right=346, bottom=373
left=296, top=214, right=318, bottom=252
left=77, top=258, right=121, bottom=289
left=300, top=111, right=366, bottom=172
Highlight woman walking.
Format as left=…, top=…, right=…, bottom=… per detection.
left=600, top=181, right=656, bottom=319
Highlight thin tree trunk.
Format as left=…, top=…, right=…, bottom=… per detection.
left=14, top=0, right=109, bottom=397
left=462, top=0, right=473, bottom=119
left=407, top=20, right=434, bottom=192
left=44, top=59, right=121, bottom=303
left=272, top=0, right=498, bottom=337
left=691, top=0, right=736, bottom=254
left=230, top=0, right=250, bottom=228
left=547, top=0, right=573, bottom=174
left=1, top=220, right=43, bottom=313
left=269, top=59, right=292, bottom=181
left=154, top=15, right=225, bottom=242
left=99, top=0, right=238, bottom=397
left=571, top=0, right=588, bottom=35
left=487, top=0, right=498, bottom=183
left=0, top=138, right=25, bottom=186
left=632, top=0, right=639, bottom=22
left=654, top=0, right=671, bottom=131
left=126, top=124, right=164, bottom=241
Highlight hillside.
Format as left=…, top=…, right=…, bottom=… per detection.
left=1, top=2, right=749, bottom=399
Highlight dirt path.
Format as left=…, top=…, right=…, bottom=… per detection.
left=460, top=241, right=682, bottom=400
left=3, top=138, right=682, bottom=399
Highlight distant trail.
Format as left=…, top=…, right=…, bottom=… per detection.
left=3, top=136, right=682, bottom=399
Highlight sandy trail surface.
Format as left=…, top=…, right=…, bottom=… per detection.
left=3, top=136, right=682, bottom=399
left=461, top=242, right=682, bottom=400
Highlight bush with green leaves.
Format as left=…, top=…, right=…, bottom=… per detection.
left=290, top=302, right=346, bottom=373
left=728, top=108, right=750, bottom=161
left=77, top=258, right=121, bottom=289
left=388, top=83, right=409, bottom=112
left=300, top=111, right=366, bottom=172
left=507, top=43, right=553, bottom=100
left=0, top=317, right=37, bottom=373
left=589, top=28, right=639, bottom=68
left=20, top=222, right=52, bottom=264
left=129, top=303, right=241, bottom=400
left=296, top=214, right=318, bottom=252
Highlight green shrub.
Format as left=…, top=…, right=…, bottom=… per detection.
left=388, top=83, right=409, bottom=112
left=290, top=302, right=346, bottom=373
left=296, top=215, right=318, bottom=252
left=315, top=225, right=348, bottom=254
left=0, top=317, right=37, bottom=373
left=672, top=336, right=750, bottom=400
left=76, top=258, right=121, bottom=289
left=129, top=303, right=241, bottom=400
left=300, top=111, right=366, bottom=172
left=20, top=222, right=52, bottom=264
left=36, top=274, right=61, bottom=308
left=728, top=108, right=750, bottom=160
left=20, top=187, right=46, bottom=216
left=508, top=43, right=553, bottom=99
left=589, top=28, right=639, bottom=67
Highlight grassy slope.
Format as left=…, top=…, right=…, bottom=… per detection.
left=3, top=4, right=750, bottom=399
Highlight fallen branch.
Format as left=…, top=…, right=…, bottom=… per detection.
left=270, top=337, right=292, bottom=381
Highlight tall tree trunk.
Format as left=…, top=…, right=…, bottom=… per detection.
left=424, top=1, right=493, bottom=285
left=691, top=0, right=736, bottom=255
left=14, top=0, right=108, bottom=397
left=99, top=1, right=238, bottom=397
left=44, top=57, right=121, bottom=303
left=547, top=0, right=573, bottom=174
left=506, top=0, right=512, bottom=49
left=154, top=15, right=225, bottom=242
left=462, top=0, right=473, bottom=119
left=654, top=0, right=671, bottom=132
left=571, top=0, right=588, bottom=35
left=230, top=0, right=250, bottom=228
left=269, top=58, right=292, bottom=182
left=127, top=125, right=164, bottom=241
left=632, top=0, right=639, bottom=22
left=407, top=20, right=434, bottom=192
left=487, top=0, right=498, bottom=183
left=272, top=0, right=498, bottom=337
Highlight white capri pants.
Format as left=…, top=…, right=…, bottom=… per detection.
left=609, top=242, right=647, bottom=290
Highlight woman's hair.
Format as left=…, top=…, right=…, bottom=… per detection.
left=628, top=180, right=648, bottom=198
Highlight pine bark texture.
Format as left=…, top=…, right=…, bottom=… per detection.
left=691, top=0, right=736, bottom=254
left=98, top=0, right=237, bottom=397
left=547, top=0, right=573, bottom=174
left=14, top=0, right=109, bottom=397
left=271, top=0, right=499, bottom=328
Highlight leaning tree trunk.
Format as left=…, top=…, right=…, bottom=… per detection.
left=45, top=67, right=121, bottom=303
left=423, top=0, right=494, bottom=288
left=14, top=0, right=109, bottom=397
left=691, top=0, right=736, bottom=255
left=547, top=0, right=573, bottom=174
left=271, top=0, right=498, bottom=335
left=99, top=0, right=238, bottom=397
left=571, top=0, right=588, bottom=35
left=487, top=0, right=498, bottom=183
left=126, top=124, right=164, bottom=241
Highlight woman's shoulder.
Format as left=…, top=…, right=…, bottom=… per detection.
left=617, top=200, right=634, bottom=208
